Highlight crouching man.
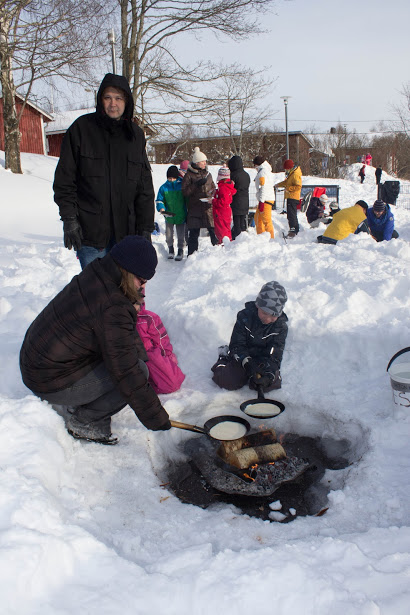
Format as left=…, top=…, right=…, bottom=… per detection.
left=20, top=235, right=171, bottom=445
left=211, top=281, right=288, bottom=392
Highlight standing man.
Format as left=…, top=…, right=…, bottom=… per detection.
left=275, top=159, right=302, bottom=238
left=375, top=166, right=382, bottom=185
left=54, top=73, right=155, bottom=269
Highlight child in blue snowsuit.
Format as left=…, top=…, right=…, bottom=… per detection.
left=156, top=166, right=187, bottom=260
left=366, top=199, right=399, bottom=242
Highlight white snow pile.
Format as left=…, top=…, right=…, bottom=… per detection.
left=1, top=151, right=410, bottom=615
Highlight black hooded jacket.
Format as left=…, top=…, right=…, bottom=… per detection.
left=53, top=73, right=155, bottom=249
left=227, top=156, right=250, bottom=216
left=229, top=301, right=288, bottom=373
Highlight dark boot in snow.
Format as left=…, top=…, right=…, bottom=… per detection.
left=168, top=246, right=174, bottom=259
left=65, top=413, right=118, bottom=445
left=175, top=248, right=183, bottom=261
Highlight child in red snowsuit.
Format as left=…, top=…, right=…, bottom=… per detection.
left=135, top=304, right=185, bottom=394
left=212, top=166, right=236, bottom=243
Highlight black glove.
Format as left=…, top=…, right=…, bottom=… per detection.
left=154, top=419, right=172, bottom=431
left=195, top=177, right=207, bottom=187
left=63, top=218, right=83, bottom=252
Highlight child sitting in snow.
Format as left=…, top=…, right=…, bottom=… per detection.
left=211, top=281, right=288, bottom=392
left=212, top=166, right=236, bottom=243
left=135, top=304, right=185, bottom=394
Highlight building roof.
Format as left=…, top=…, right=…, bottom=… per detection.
left=45, top=108, right=95, bottom=134
left=153, top=130, right=314, bottom=148
left=0, top=93, right=54, bottom=121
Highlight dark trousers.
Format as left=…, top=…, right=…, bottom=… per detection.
left=187, top=227, right=218, bottom=255
left=232, top=215, right=248, bottom=239
left=317, top=235, right=337, bottom=245
left=211, top=357, right=280, bottom=392
left=35, top=361, right=148, bottom=430
left=372, top=229, right=399, bottom=242
left=286, top=198, right=300, bottom=233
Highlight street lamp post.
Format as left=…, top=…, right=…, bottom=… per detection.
left=108, top=29, right=117, bottom=74
left=280, top=96, right=291, bottom=160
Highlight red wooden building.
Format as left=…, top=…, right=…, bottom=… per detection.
left=0, top=94, right=53, bottom=155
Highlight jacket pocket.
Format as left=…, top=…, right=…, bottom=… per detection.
left=79, top=151, right=105, bottom=177
left=127, top=155, right=143, bottom=182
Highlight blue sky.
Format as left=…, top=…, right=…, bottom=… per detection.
left=173, top=0, right=410, bottom=136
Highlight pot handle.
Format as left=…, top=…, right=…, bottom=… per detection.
left=386, top=347, right=410, bottom=372
left=170, top=420, right=206, bottom=435
left=257, top=384, right=265, bottom=400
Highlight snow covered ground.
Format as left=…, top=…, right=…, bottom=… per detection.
left=1, top=151, right=410, bottom=615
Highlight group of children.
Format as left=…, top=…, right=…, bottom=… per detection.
left=156, top=151, right=239, bottom=259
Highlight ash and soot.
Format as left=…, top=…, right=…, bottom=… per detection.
left=166, top=427, right=356, bottom=522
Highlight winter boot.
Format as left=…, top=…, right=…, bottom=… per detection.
left=175, top=248, right=184, bottom=261
left=168, top=246, right=175, bottom=259
left=285, top=230, right=296, bottom=239
left=65, top=413, right=118, bottom=445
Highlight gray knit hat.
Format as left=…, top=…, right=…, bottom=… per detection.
left=255, top=281, right=287, bottom=316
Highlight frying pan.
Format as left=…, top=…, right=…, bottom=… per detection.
left=170, top=415, right=251, bottom=441
left=240, top=385, right=285, bottom=419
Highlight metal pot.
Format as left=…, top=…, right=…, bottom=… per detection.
left=240, top=385, right=285, bottom=419
left=170, top=415, right=251, bottom=441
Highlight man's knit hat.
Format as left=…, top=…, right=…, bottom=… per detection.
left=110, top=235, right=158, bottom=280
left=284, top=159, right=294, bottom=170
left=217, top=166, right=230, bottom=181
left=191, top=147, right=207, bottom=163
left=253, top=155, right=265, bottom=166
left=167, top=165, right=179, bottom=179
left=255, top=281, right=288, bottom=317
left=373, top=199, right=386, bottom=212
left=319, top=194, right=329, bottom=203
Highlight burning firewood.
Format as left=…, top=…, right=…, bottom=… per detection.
left=218, top=428, right=277, bottom=459
left=225, top=443, right=286, bottom=470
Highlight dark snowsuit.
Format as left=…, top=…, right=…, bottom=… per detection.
left=306, top=196, right=325, bottom=224
left=228, top=156, right=250, bottom=238
left=20, top=254, right=169, bottom=431
left=212, top=302, right=288, bottom=391
left=53, top=73, right=155, bottom=250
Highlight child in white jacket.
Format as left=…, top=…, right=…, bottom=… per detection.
left=253, top=156, right=275, bottom=238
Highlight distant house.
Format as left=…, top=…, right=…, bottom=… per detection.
left=0, top=94, right=53, bottom=155
left=151, top=131, right=314, bottom=174
left=45, top=109, right=158, bottom=158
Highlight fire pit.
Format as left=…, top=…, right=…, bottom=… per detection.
left=185, top=428, right=310, bottom=497
left=166, top=428, right=354, bottom=521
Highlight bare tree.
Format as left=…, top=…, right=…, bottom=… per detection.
left=117, top=0, right=278, bottom=117
left=200, top=66, right=276, bottom=156
left=0, top=0, right=109, bottom=172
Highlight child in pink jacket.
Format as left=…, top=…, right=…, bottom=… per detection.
left=212, top=166, right=236, bottom=243
left=135, top=304, right=185, bottom=394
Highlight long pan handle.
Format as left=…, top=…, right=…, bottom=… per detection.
left=170, top=420, right=206, bottom=435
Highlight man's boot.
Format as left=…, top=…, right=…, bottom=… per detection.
left=168, top=246, right=174, bottom=259
left=175, top=248, right=183, bottom=261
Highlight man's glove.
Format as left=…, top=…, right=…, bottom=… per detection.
left=258, top=201, right=265, bottom=212
left=154, top=419, right=172, bottom=431
left=63, top=218, right=83, bottom=252
left=196, top=177, right=207, bottom=186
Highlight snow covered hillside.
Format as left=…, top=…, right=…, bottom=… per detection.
left=1, top=151, right=410, bottom=615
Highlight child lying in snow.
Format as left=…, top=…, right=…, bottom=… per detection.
left=135, top=304, right=185, bottom=394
